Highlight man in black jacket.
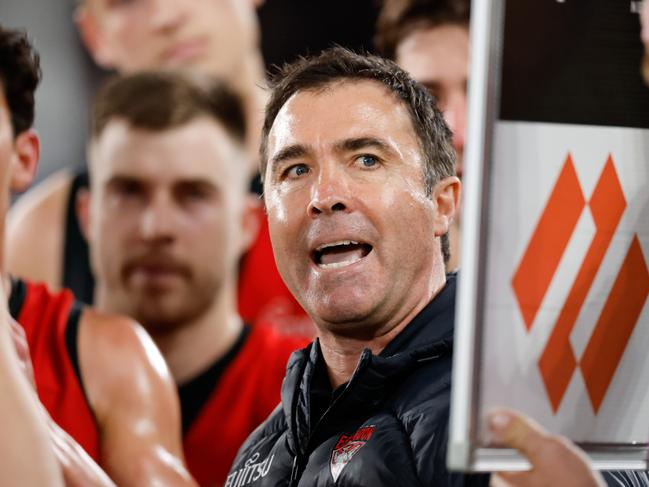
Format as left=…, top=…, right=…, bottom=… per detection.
left=226, top=46, right=472, bottom=486
left=226, top=47, right=640, bottom=487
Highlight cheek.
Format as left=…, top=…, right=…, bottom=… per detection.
left=185, top=207, right=232, bottom=253
left=91, top=218, right=125, bottom=277
left=263, top=188, right=288, bottom=225
left=380, top=188, right=436, bottom=241
left=106, top=19, right=150, bottom=61
left=93, top=201, right=135, bottom=247
left=95, top=215, right=127, bottom=251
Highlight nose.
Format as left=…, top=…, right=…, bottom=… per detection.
left=307, top=166, right=351, bottom=218
left=150, top=0, right=188, bottom=32
left=138, top=193, right=175, bottom=244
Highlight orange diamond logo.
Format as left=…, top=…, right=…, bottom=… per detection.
left=512, top=154, right=648, bottom=413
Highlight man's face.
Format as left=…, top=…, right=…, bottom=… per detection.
left=87, top=117, right=249, bottom=333
left=264, top=80, right=453, bottom=335
left=396, top=23, right=469, bottom=178
left=80, top=0, right=258, bottom=77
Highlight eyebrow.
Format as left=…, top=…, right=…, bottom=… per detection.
left=269, top=144, right=310, bottom=169
left=105, top=174, right=142, bottom=188
left=333, top=137, right=392, bottom=154
left=105, top=175, right=218, bottom=193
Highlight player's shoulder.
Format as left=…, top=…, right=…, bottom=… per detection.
left=77, top=308, right=176, bottom=419
left=79, top=308, right=171, bottom=384
left=81, top=309, right=146, bottom=348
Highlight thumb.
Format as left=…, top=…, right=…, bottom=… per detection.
left=487, top=408, right=551, bottom=463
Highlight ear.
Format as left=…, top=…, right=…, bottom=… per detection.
left=75, top=5, right=114, bottom=69
left=10, top=129, right=40, bottom=193
left=431, top=176, right=461, bottom=237
left=239, top=194, right=262, bottom=256
left=76, top=187, right=92, bottom=241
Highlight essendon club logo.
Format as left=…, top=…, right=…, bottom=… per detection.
left=330, top=425, right=375, bottom=482
left=512, top=153, right=649, bottom=414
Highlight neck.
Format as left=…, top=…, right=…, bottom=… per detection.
left=95, top=282, right=243, bottom=385
left=318, top=263, right=447, bottom=389
left=317, top=326, right=405, bottom=389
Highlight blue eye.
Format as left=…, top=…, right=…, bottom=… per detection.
left=287, top=164, right=309, bottom=178
left=359, top=155, right=378, bottom=167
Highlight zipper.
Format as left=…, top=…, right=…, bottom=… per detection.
left=288, top=349, right=373, bottom=485
left=289, top=456, right=304, bottom=487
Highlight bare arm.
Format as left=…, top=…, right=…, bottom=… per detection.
left=0, top=308, right=63, bottom=486
left=79, top=310, right=197, bottom=487
left=47, top=416, right=116, bottom=487
left=11, top=314, right=117, bottom=487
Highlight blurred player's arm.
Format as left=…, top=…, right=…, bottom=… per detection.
left=48, top=418, right=116, bottom=487
left=10, top=312, right=116, bottom=487
left=0, top=302, right=64, bottom=486
left=79, top=310, right=198, bottom=487
left=6, top=169, right=71, bottom=288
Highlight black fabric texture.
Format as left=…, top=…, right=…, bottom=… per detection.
left=226, top=274, right=490, bottom=486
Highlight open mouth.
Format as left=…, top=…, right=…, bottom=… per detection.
left=312, top=240, right=373, bottom=269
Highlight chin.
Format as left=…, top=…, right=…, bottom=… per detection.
left=308, top=295, right=378, bottom=335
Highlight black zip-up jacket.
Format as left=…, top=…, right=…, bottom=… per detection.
left=226, top=274, right=648, bottom=487
left=227, top=275, right=488, bottom=486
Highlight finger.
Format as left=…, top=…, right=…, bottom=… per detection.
left=490, top=473, right=514, bottom=487
left=497, top=470, right=536, bottom=487
left=487, top=408, right=553, bottom=463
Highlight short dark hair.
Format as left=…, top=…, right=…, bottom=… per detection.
left=92, top=70, right=246, bottom=144
left=261, top=46, right=456, bottom=263
left=0, top=25, right=41, bottom=136
left=375, top=0, right=470, bottom=60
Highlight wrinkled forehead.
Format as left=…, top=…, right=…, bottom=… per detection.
left=268, top=80, right=417, bottom=150
left=264, top=80, right=427, bottom=188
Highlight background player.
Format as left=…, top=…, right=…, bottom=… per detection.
left=78, top=70, right=308, bottom=486
left=6, top=0, right=308, bottom=332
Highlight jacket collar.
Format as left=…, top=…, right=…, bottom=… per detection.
left=281, top=274, right=457, bottom=456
